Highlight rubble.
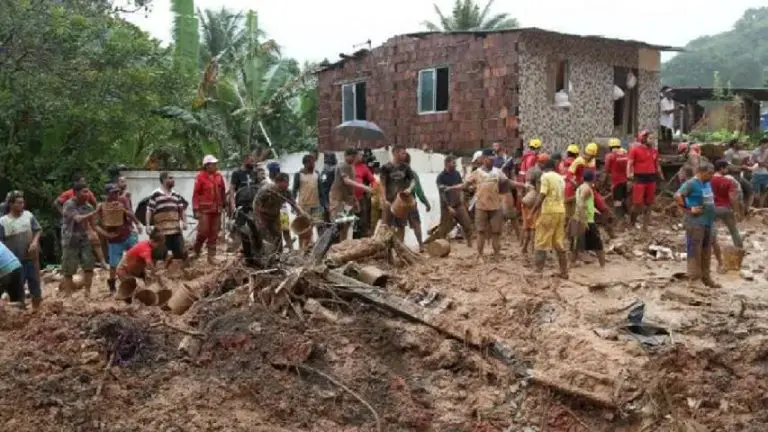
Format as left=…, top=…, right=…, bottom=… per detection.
left=1, top=214, right=767, bottom=431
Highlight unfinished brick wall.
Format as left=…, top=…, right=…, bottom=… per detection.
left=517, top=33, right=661, bottom=151
left=316, top=32, right=522, bottom=155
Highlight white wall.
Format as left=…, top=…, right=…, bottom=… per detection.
left=123, top=149, right=467, bottom=248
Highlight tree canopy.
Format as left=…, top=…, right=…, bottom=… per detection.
left=421, top=0, right=519, bottom=32
left=661, top=7, right=768, bottom=88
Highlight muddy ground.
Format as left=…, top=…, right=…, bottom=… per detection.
left=0, top=212, right=767, bottom=431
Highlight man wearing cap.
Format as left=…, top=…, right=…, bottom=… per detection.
left=569, top=143, right=598, bottom=185
left=627, top=130, right=664, bottom=231
left=604, top=138, right=630, bottom=219
left=99, top=183, right=142, bottom=294
left=192, top=154, right=228, bottom=264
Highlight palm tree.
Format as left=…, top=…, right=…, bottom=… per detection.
left=422, top=0, right=519, bottom=32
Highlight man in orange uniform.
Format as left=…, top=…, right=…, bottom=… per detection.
left=192, top=154, right=228, bottom=264
left=627, top=130, right=664, bottom=231
left=518, top=138, right=542, bottom=183
left=604, top=138, right=630, bottom=219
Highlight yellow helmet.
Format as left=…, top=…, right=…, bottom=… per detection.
left=529, top=138, right=542, bottom=149
left=566, top=144, right=580, bottom=154
left=585, top=142, right=599, bottom=156
left=608, top=138, right=621, bottom=148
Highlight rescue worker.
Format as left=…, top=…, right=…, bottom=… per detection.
left=604, top=138, right=630, bottom=219
left=292, top=154, right=322, bottom=250
left=518, top=138, right=542, bottom=183
left=559, top=144, right=580, bottom=176
left=569, top=142, right=598, bottom=185
left=192, top=154, right=228, bottom=264
left=627, top=130, right=664, bottom=231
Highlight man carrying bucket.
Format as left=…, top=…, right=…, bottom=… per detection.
left=115, top=230, right=165, bottom=303
left=380, top=145, right=417, bottom=243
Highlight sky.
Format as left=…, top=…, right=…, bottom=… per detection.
left=125, top=0, right=765, bottom=63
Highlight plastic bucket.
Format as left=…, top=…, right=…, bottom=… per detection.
left=290, top=214, right=313, bottom=236
left=134, top=287, right=158, bottom=306
left=167, top=284, right=199, bottom=315
left=391, top=192, right=415, bottom=219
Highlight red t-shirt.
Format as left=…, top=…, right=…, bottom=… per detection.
left=57, top=189, right=97, bottom=206
left=605, top=150, right=629, bottom=187
left=628, top=144, right=658, bottom=175
left=121, top=240, right=153, bottom=275
left=710, top=175, right=735, bottom=208
left=353, top=162, right=376, bottom=201
left=565, top=180, right=576, bottom=200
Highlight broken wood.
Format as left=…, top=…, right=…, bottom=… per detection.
left=304, top=298, right=339, bottom=323
left=327, top=225, right=424, bottom=266
left=324, top=269, right=520, bottom=368
left=527, top=368, right=617, bottom=409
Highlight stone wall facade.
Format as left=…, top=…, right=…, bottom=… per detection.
left=316, top=31, right=662, bottom=154
left=517, top=32, right=661, bottom=151
left=317, top=32, right=522, bottom=154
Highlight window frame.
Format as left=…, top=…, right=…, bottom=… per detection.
left=341, top=80, right=366, bottom=122
left=418, top=66, right=450, bottom=115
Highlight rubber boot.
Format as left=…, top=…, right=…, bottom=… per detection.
left=207, top=245, right=217, bottom=266
left=82, top=271, right=94, bottom=299
left=107, top=278, right=117, bottom=294
left=534, top=250, right=547, bottom=273
left=556, top=251, right=569, bottom=279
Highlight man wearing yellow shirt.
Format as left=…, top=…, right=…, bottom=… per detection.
left=532, top=159, right=568, bottom=278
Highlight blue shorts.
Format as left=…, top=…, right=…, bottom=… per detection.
left=751, top=172, right=768, bottom=193
left=108, top=234, right=138, bottom=268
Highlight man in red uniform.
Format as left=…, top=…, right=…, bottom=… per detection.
left=518, top=138, right=542, bottom=183
left=604, top=138, right=630, bottom=219
left=627, top=130, right=664, bottom=231
left=559, top=144, right=580, bottom=177
left=192, top=154, right=228, bottom=264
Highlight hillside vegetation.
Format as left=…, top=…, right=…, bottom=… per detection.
left=662, top=7, right=768, bottom=88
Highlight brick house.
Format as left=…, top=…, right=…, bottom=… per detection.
left=316, top=28, right=681, bottom=154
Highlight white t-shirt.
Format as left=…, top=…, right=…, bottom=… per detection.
left=659, top=97, right=674, bottom=129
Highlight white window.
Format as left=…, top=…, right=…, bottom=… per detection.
left=342, top=81, right=366, bottom=122
left=418, top=67, right=449, bottom=113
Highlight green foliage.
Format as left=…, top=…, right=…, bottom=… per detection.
left=662, top=7, right=768, bottom=87
left=171, top=0, right=200, bottom=82
left=422, top=0, right=519, bottom=31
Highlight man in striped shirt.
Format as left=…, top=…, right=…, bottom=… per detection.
left=146, top=172, right=188, bottom=261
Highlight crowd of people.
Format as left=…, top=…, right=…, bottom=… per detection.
left=0, top=133, right=765, bottom=309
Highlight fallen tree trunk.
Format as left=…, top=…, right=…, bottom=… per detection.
left=327, top=225, right=424, bottom=266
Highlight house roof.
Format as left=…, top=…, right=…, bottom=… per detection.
left=671, top=87, right=768, bottom=102
left=404, top=27, right=685, bottom=52
left=315, top=27, right=684, bottom=73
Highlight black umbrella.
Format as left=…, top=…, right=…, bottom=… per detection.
left=334, top=120, right=385, bottom=142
